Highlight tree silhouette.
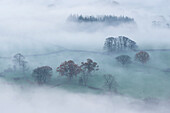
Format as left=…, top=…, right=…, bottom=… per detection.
left=104, top=36, right=138, bottom=52
left=68, top=15, right=135, bottom=26
left=135, top=51, right=150, bottom=64
left=116, top=55, right=132, bottom=66
left=20, top=60, right=29, bottom=73
left=56, top=60, right=81, bottom=80
left=32, top=66, right=52, bottom=85
left=80, top=59, right=99, bottom=86
left=104, top=74, right=118, bottom=93
left=13, top=53, right=25, bottom=66
left=13, top=53, right=28, bottom=73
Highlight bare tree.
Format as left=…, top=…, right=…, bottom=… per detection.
left=80, top=59, right=99, bottom=86
left=13, top=53, right=29, bottom=73
left=20, top=60, right=29, bottom=74
left=104, top=74, right=118, bottom=93
left=13, top=53, right=25, bottom=66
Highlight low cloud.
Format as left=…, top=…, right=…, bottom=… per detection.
left=0, top=80, right=170, bottom=113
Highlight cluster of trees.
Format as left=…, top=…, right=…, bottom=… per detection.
left=104, top=36, right=138, bottom=52
left=68, top=15, right=135, bottom=26
left=29, top=59, right=99, bottom=86
left=31, top=59, right=119, bottom=93
left=0, top=52, right=119, bottom=93
left=30, top=59, right=119, bottom=93
left=57, top=59, right=99, bottom=86
left=1, top=38, right=150, bottom=93
left=104, top=36, right=150, bottom=65
left=115, top=51, right=150, bottom=66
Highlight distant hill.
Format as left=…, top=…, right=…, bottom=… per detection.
left=152, top=16, right=170, bottom=29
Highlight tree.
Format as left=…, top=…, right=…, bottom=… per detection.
left=13, top=53, right=28, bottom=73
left=56, top=60, right=81, bottom=80
left=13, top=53, right=25, bottom=66
left=20, top=60, right=29, bottom=74
left=32, top=66, right=52, bottom=85
left=116, top=55, right=132, bottom=66
left=104, top=36, right=138, bottom=52
left=104, top=74, right=118, bottom=93
left=135, top=51, right=150, bottom=64
left=80, top=59, right=99, bottom=86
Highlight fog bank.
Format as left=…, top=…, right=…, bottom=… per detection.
left=0, top=80, right=170, bottom=113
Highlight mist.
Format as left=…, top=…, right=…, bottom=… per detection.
left=0, top=0, right=170, bottom=113
left=0, top=79, right=170, bottom=113
left=0, top=0, right=170, bottom=51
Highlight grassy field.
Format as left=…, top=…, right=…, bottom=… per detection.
left=0, top=47, right=170, bottom=100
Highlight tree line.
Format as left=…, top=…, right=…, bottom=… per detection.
left=68, top=14, right=135, bottom=26
left=0, top=36, right=151, bottom=93
left=6, top=51, right=149, bottom=93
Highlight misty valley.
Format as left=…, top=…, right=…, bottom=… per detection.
left=1, top=36, right=170, bottom=99
left=0, top=0, right=170, bottom=113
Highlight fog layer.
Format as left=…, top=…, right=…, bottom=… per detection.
left=0, top=0, right=170, bottom=53
left=0, top=0, right=170, bottom=113
left=0, top=80, right=170, bottom=113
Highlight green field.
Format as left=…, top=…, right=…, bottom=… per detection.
left=1, top=47, right=170, bottom=100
